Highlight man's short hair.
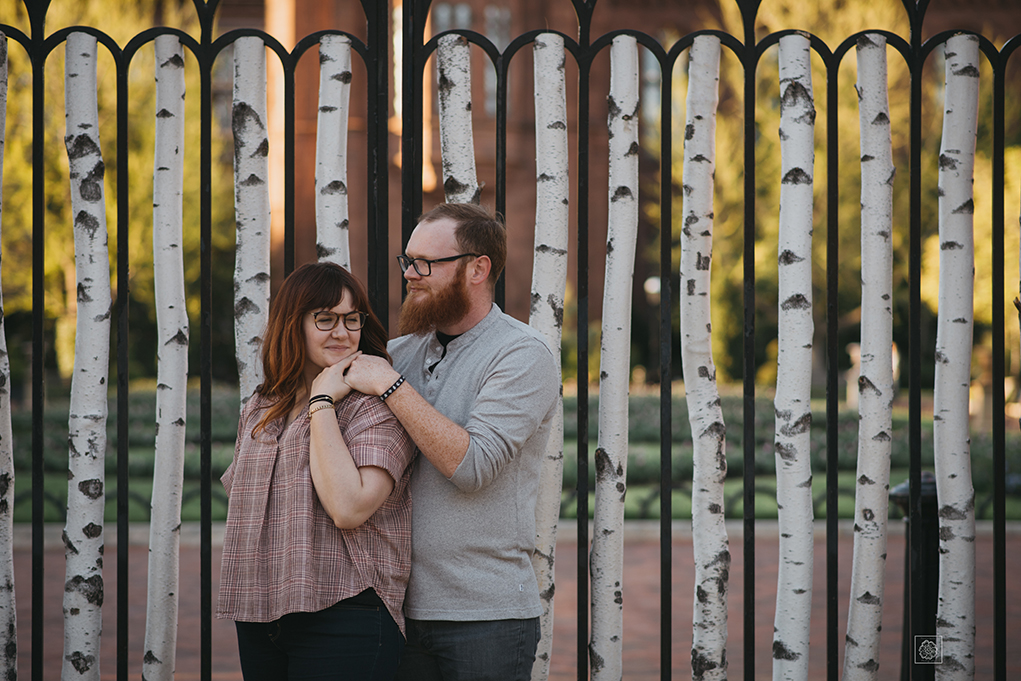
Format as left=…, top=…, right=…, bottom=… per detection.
left=419, top=203, right=507, bottom=285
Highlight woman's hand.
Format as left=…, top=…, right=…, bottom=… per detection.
left=309, top=351, right=361, bottom=403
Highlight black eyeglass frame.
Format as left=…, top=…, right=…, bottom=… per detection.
left=396, top=252, right=480, bottom=277
left=311, top=310, right=368, bottom=332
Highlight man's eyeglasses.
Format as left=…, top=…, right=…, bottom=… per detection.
left=396, top=253, right=479, bottom=277
left=311, top=310, right=367, bottom=332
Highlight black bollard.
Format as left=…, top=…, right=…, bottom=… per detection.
left=889, top=470, right=939, bottom=681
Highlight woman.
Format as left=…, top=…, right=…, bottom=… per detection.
left=218, top=262, right=415, bottom=680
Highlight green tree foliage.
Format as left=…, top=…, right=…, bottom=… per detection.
left=0, top=0, right=237, bottom=390
left=650, top=0, right=1020, bottom=388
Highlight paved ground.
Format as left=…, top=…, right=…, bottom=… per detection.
left=12, top=520, right=1021, bottom=680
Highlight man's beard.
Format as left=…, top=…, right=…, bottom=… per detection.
left=397, top=264, right=472, bottom=336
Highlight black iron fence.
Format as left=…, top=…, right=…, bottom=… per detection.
left=2, top=0, right=1018, bottom=679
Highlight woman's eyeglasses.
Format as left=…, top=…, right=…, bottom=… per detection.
left=311, top=310, right=367, bottom=332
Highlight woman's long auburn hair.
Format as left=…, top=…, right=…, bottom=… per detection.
left=253, top=262, right=390, bottom=435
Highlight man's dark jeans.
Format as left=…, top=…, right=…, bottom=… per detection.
left=395, top=617, right=540, bottom=681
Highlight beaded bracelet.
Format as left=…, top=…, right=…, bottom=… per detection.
left=380, top=375, right=405, bottom=401
left=307, top=401, right=335, bottom=418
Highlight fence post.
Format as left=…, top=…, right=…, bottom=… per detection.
left=889, top=470, right=938, bottom=681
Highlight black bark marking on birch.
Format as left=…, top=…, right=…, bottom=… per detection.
left=589, top=644, right=605, bottom=673
left=144, top=649, right=162, bottom=665
left=952, top=316, right=968, bottom=323
left=952, top=199, right=974, bottom=214
left=606, top=238, right=614, bottom=254
left=797, top=476, right=812, bottom=488
left=546, top=120, right=566, bottom=130
left=953, top=64, right=980, bottom=78
left=65, top=574, right=104, bottom=606
left=253, top=138, right=270, bottom=158
left=858, top=474, right=875, bottom=485
left=465, top=101, right=472, bottom=112
left=161, top=53, right=185, bottom=69
left=697, top=365, right=715, bottom=380
left=443, top=176, right=469, bottom=197
left=232, top=103, right=263, bottom=151
left=860, top=154, right=874, bottom=162
left=0, top=473, right=9, bottom=499
left=856, top=591, right=881, bottom=605
left=778, top=249, right=803, bottom=265
left=773, top=640, right=801, bottom=660
left=625, top=141, right=640, bottom=157
left=862, top=508, right=874, bottom=521
left=696, top=252, right=710, bottom=270
left=858, top=375, right=881, bottom=396
left=845, top=633, right=859, bottom=647
left=66, top=134, right=100, bottom=161
left=939, top=525, right=955, bottom=542
left=707, top=502, right=722, bottom=514
left=165, top=329, right=188, bottom=346
left=530, top=291, right=541, bottom=317
left=239, top=173, right=265, bottom=187
left=872, top=430, right=891, bottom=442
left=74, top=210, right=100, bottom=241
left=614, top=589, right=623, bottom=605
left=774, top=441, right=795, bottom=461
left=537, top=173, right=555, bottom=182
left=856, top=659, right=880, bottom=672
left=82, top=522, right=102, bottom=539
left=607, top=94, right=621, bottom=119
left=594, top=447, right=623, bottom=481
left=935, top=350, right=948, bottom=364
left=690, top=153, right=710, bottom=164
left=611, top=186, right=633, bottom=202
left=334, top=71, right=353, bottom=84
left=79, top=479, right=103, bottom=500
left=938, top=153, right=958, bottom=170
left=781, top=293, right=811, bottom=311
left=780, top=412, right=811, bottom=436
left=156, top=108, right=175, bottom=119
left=319, top=105, right=337, bottom=113
left=66, top=651, right=96, bottom=674
left=780, top=80, right=814, bottom=115
left=686, top=279, right=696, bottom=296
left=234, top=297, right=260, bottom=320
left=320, top=180, right=348, bottom=195
left=857, top=34, right=878, bottom=49
left=691, top=648, right=719, bottom=678
left=872, top=112, right=890, bottom=126
left=685, top=123, right=695, bottom=140
left=938, top=503, right=969, bottom=520
left=549, top=294, right=564, bottom=328
left=62, top=529, right=79, bottom=555
left=781, top=167, right=812, bottom=185
left=535, top=243, right=567, bottom=256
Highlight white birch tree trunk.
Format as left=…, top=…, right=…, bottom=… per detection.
left=842, top=33, right=896, bottom=681
left=63, top=33, right=111, bottom=681
left=436, top=33, right=481, bottom=204
left=142, top=35, right=189, bottom=681
left=232, top=37, right=272, bottom=405
left=680, top=35, right=729, bottom=681
left=0, top=32, right=17, bottom=681
left=933, top=33, right=979, bottom=681
left=589, top=35, right=639, bottom=681
left=315, top=34, right=352, bottom=268
left=772, top=33, right=815, bottom=681
left=529, top=32, right=569, bottom=681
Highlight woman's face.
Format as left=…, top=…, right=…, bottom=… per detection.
left=303, top=289, right=363, bottom=374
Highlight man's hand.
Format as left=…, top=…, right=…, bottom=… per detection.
left=346, top=354, right=403, bottom=397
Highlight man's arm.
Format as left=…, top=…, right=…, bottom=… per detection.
left=345, top=355, right=468, bottom=478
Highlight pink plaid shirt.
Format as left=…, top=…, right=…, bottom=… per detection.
left=217, top=390, right=415, bottom=632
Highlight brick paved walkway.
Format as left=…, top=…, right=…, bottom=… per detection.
left=13, top=521, right=1021, bottom=680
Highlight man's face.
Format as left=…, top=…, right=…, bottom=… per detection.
left=397, top=218, right=473, bottom=335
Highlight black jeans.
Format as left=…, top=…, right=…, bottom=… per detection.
left=394, top=617, right=540, bottom=681
left=235, top=590, right=404, bottom=680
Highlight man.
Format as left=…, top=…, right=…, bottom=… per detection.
left=345, top=203, right=560, bottom=680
